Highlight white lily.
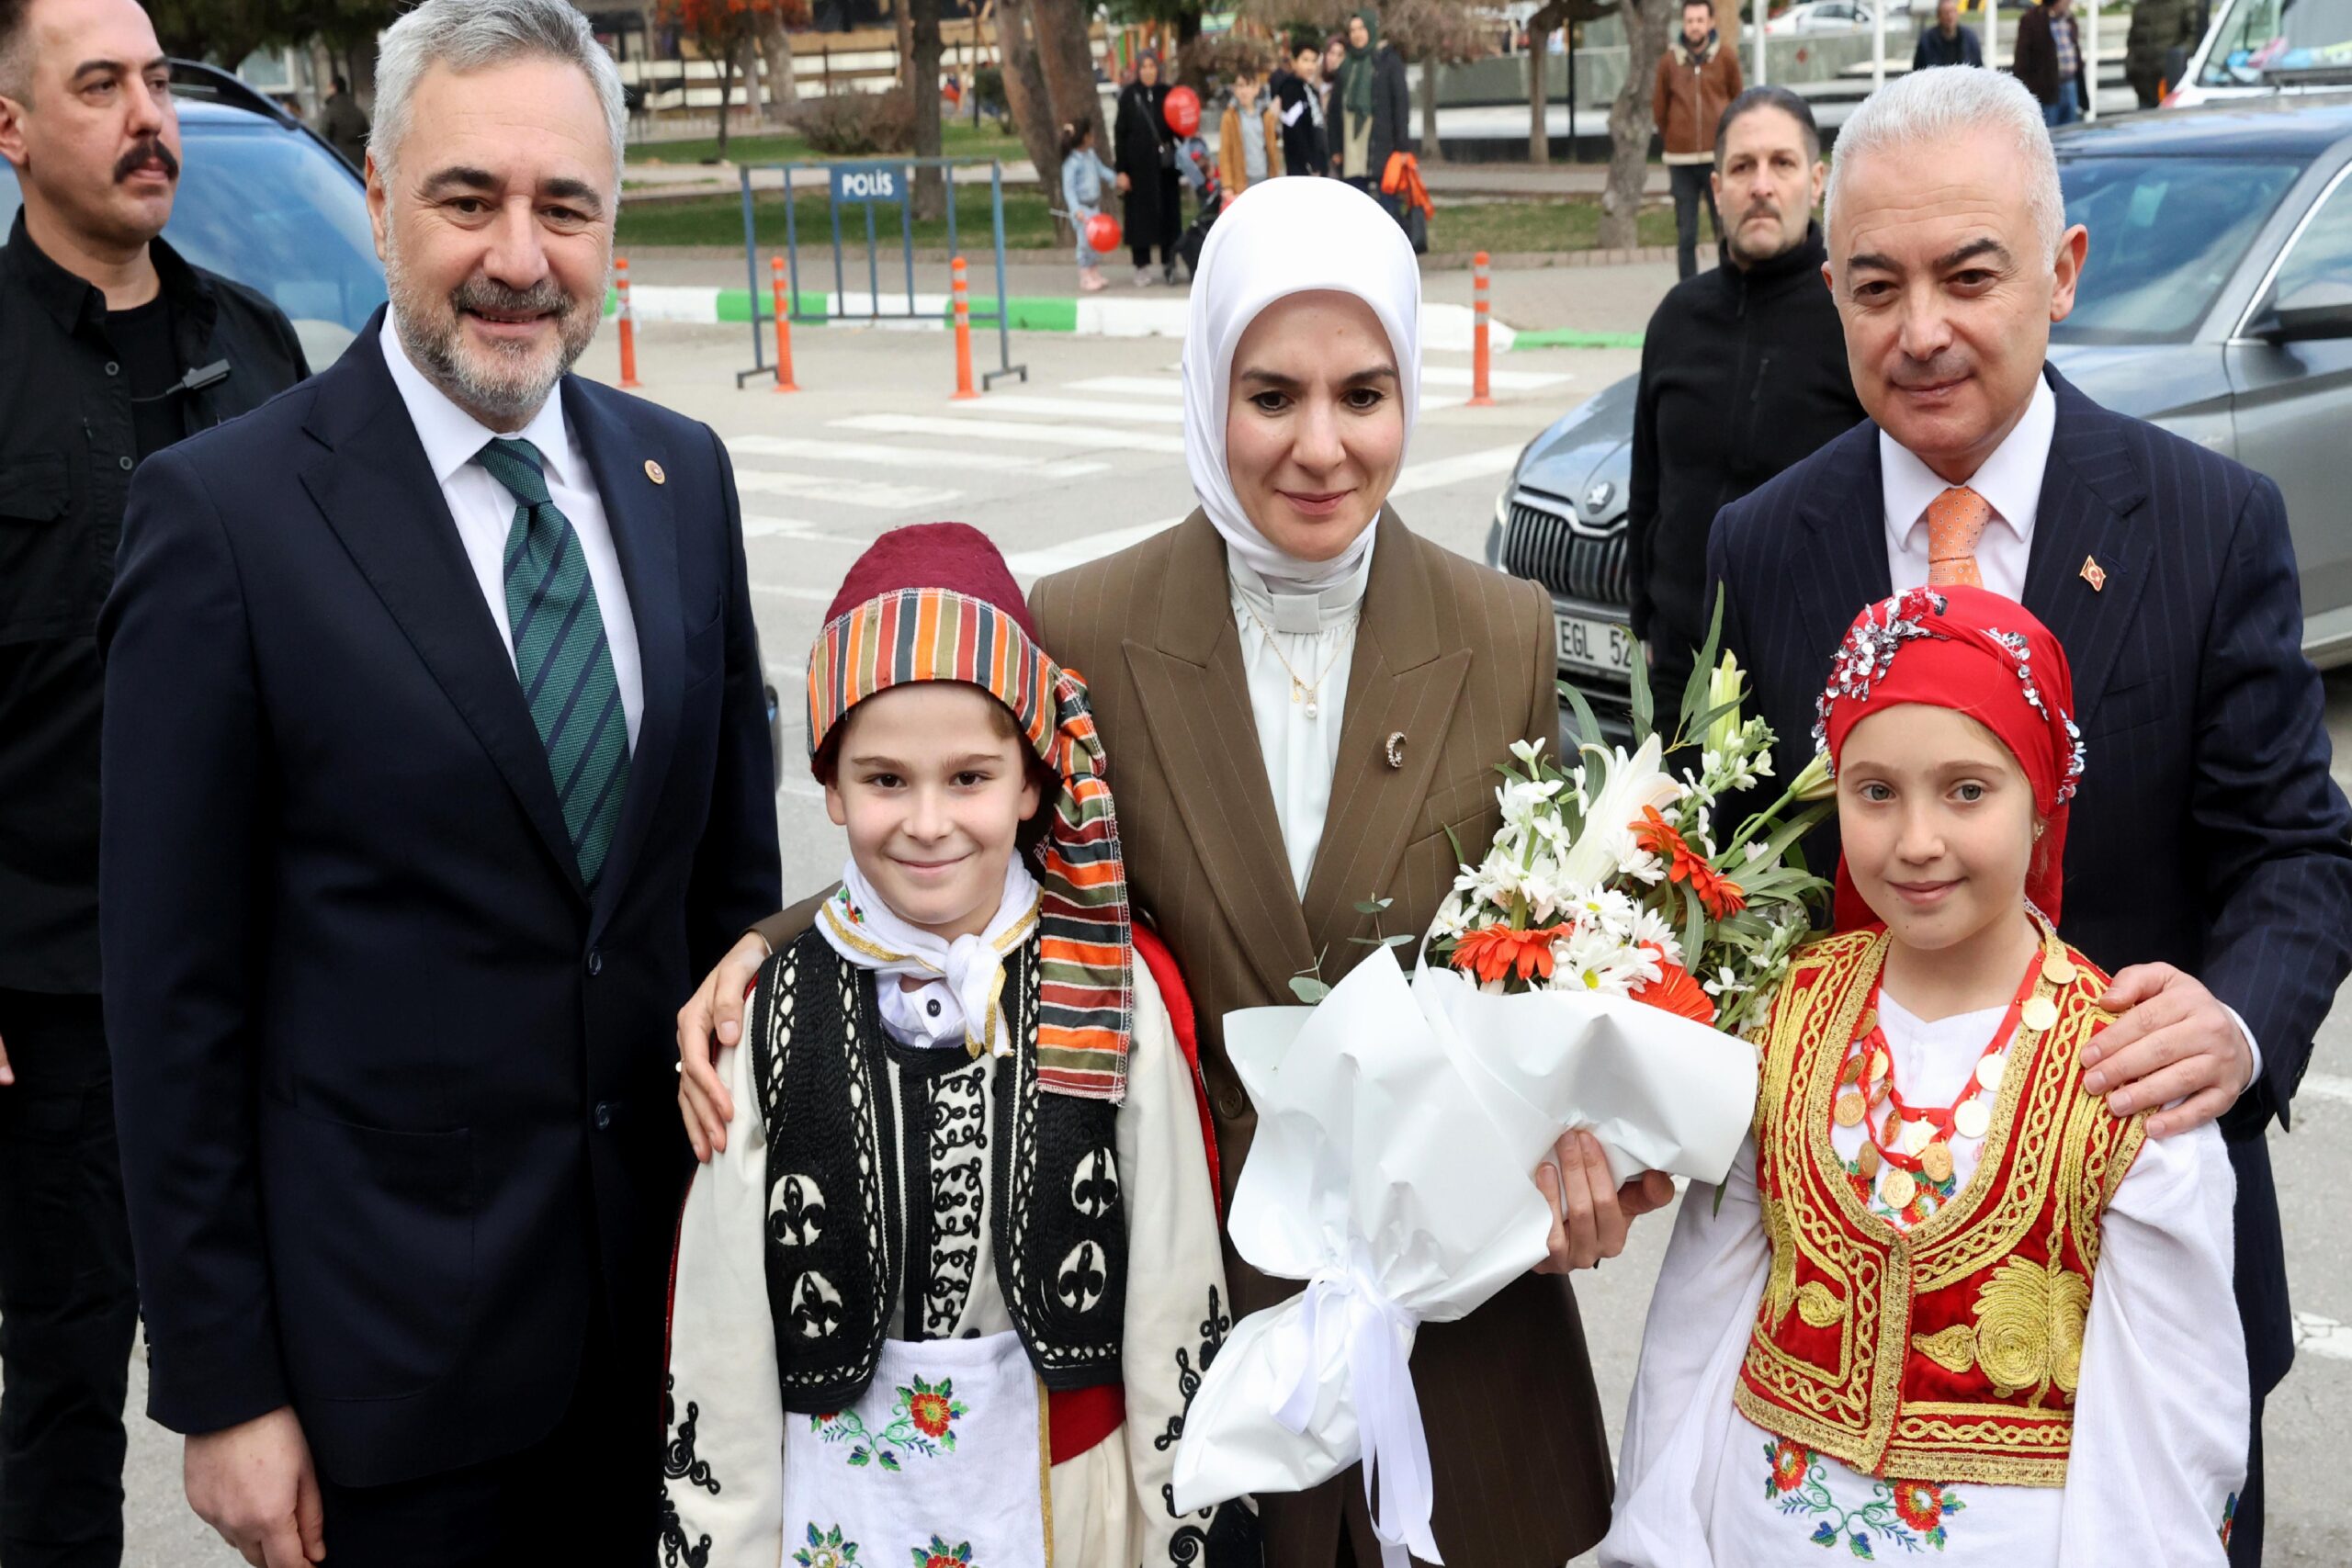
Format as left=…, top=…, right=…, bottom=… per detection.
left=1555, top=734, right=1684, bottom=890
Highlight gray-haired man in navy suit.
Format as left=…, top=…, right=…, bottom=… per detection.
left=1710, top=67, right=2352, bottom=1565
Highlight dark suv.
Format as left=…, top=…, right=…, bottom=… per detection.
left=0, top=63, right=388, bottom=367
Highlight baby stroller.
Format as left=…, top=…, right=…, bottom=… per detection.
left=1174, top=134, right=1221, bottom=280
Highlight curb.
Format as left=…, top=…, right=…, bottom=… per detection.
left=604, top=288, right=1637, bottom=352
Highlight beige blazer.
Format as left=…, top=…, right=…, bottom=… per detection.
left=1029, top=510, right=1614, bottom=1568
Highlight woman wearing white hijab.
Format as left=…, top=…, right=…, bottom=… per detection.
left=675, top=178, right=1659, bottom=1568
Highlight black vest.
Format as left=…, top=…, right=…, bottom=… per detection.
left=750, top=925, right=1128, bottom=1413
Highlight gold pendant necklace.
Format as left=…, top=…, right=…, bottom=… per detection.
left=1243, top=604, right=1352, bottom=720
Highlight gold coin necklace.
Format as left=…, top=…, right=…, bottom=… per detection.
left=1834, top=948, right=2052, bottom=1216
left=1241, top=604, right=1353, bottom=721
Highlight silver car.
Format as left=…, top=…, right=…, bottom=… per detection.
left=1489, top=96, right=2352, bottom=726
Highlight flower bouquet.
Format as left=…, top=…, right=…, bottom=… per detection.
left=1172, top=609, right=1834, bottom=1566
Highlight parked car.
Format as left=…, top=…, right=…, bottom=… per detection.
left=2170, top=0, right=2352, bottom=106
left=1766, top=0, right=1880, bottom=34
left=0, top=62, right=387, bottom=368
left=1490, top=96, right=2352, bottom=731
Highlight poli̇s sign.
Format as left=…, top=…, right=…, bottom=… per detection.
left=831, top=164, right=902, bottom=204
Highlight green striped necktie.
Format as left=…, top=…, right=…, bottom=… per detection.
left=478, top=436, right=631, bottom=892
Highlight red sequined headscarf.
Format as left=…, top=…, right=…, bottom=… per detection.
left=1815, top=585, right=2086, bottom=929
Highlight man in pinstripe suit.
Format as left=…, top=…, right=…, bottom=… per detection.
left=1709, top=69, right=2352, bottom=1564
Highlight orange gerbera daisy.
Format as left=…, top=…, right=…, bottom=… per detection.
left=1631, top=806, right=1747, bottom=919
left=1630, top=953, right=1717, bottom=1024
left=1448, top=924, right=1568, bottom=986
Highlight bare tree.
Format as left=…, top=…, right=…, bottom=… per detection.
left=1033, top=0, right=1111, bottom=161
left=990, top=0, right=1065, bottom=192
left=1522, top=0, right=1617, bottom=164
left=758, top=10, right=799, bottom=123
left=1600, top=0, right=1670, bottom=249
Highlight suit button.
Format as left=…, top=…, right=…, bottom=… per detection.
left=586, top=949, right=604, bottom=977
left=1215, top=1089, right=1249, bottom=1120
left=118, top=456, right=134, bottom=471
left=594, top=1101, right=614, bottom=1131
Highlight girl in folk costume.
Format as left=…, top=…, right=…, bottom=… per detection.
left=1601, top=586, right=2246, bottom=1566
left=661, top=525, right=1253, bottom=1568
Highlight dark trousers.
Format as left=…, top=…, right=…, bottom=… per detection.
left=1129, top=170, right=1182, bottom=267
left=2228, top=1388, right=2265, bottom=1565
left=315, top=1301, right=656, bottom=1566
left=1668, top=163, right=1721, bottom=280
left=0, top=989, right=137, bottom=1568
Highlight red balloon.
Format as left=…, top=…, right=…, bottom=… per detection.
left=1084, top=212, right=1123, bottom=254
left=1163, top=85, right=1201, bottom=137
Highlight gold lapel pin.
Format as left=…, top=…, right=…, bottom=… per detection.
left=644, top=458, right=667, bottom=485
left=2079, top=555, right=2106, bottom=592
left=1384, top=731, right=1407, bottom=770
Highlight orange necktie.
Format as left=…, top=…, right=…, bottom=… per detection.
left=1924, top=486, right=1992, bottom=589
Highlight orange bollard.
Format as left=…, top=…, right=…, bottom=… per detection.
left=1468, top=251, right=1496, bottom=408
left=615, top=255, right=641, bottom=389
left=769, top=256, right=799, bottom=394
left=949, top=255, right=978, bottom=401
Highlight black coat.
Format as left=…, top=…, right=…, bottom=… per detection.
left=1627, top=222, right=1863, bottom=668
left=2012, top=3, right=2089, bottom=107
left=100, top=312, right=782, bottom=1483
left=1709, top=365, right=2352, bottom=1401
left=1275, top=71, right=1329, bottom=176
left=1912, top=22, right=1984, bottom=68
left=1114, top=82, right=1177, bottom=243
left=1340, top=45, right=1414, bottom=181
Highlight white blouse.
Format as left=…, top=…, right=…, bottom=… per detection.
left=1229, top=547, right=1373, bottom=895
left=1601, top=992, right=2249, bottom=1567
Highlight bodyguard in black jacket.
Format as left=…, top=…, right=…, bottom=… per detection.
left=0, top=3, right=309, bottom=1560
left=1627, top=86, right=1863, bottom=696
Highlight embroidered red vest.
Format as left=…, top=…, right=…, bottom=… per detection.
left=1734, top=927, right=2147, bottom=1486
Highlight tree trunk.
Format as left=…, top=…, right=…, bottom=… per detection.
left=1600, top=0, right=1668, bottom=250
left=1418, top=52, right=1443, bottom=164
left=991, top=0, right=1063, bottom=207
left=912, top=0, right=946, bottom=220
left=1528, top=25, right=1551, bottom=164
left=715, top=39, right=736, bottom=157
left=760, top=12, right=797, bottom=122
left=1031, top=0, right=1107, bottom=158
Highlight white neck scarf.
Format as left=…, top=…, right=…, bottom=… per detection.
left=817, top=855, right=1043, bottom=1058
left=1182, top=178, right=1422, bottom=592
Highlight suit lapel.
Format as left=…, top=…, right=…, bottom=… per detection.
left=1121, top=514, right=1318, bottom=1001
left=298, top=321, right=584, bottom=900
left=1792, top=423, right=1897, bottom=660
left=568, top=379, right=683, bottom=937
left=2019, top=368, right=2154, bottom=732
left=1301, top=513, right=1469, bottom=962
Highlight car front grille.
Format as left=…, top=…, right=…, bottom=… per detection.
left=1501, top=495, right=1629, bottom=607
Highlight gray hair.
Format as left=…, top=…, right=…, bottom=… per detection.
left=372, top=0, right=626, bottom=183
left=1826, top=66, right=2065, bottom=259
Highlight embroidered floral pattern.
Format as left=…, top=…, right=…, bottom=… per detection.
left=811, top=1376, right=969, bottom=1469
left=1765, top=1439, right=1967, bottom=1555
left=795, top=1522, right=862, bottom=1567
left=1814, top=589, right=1949, bottom=761
left=659, top=1374, right=720, bottom=1568
left=911, top=1538, right=976, bottom=1568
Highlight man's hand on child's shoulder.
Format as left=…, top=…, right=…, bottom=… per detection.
left=2084, top=963, right=2256, bottom=1138
left=677, top=931, right=772, bottom=1160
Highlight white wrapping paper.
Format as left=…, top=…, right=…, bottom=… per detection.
left=1170, top=946, right=1756, bottom=1564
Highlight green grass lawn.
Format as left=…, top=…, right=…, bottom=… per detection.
left=616, top=185, right=1680, bottom=256
left=626, top=120, right=1026, bottom=172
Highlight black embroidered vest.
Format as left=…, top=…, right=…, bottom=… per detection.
left=749, top=924, right=1128, bottom=1413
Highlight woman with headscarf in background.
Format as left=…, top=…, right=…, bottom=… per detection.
left=1334, top=7, right=1411, bottom=219
left=1114, top=51, right=1183, bottom=285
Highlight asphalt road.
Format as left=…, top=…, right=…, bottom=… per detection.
left=77, top=321, right=2352, bottom=1564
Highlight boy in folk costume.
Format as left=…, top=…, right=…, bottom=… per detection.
left=1603, top=587, right=2246, bottom=1565
left=662, top=525, right=1253, bottom=1567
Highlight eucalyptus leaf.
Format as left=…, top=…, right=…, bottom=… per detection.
left=1289, top=976, right=1332, bottom=1004
left=1560, top=680, right=1606, bottom=753
left=1629, top=648, right=1654, bottom=740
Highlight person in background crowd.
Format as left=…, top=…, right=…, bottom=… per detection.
left=1709, top=67, right=2352, bottom=1565
left=1114, top=51, right=1182, bottom=286
left=1653, top=0, right=1744, bottom=280
left=1627, top=85, right=1862, bottom=710
left=1217, top=63, right=1283, bottom=202
left=315, top=72, right=368, bottom=170
left=1059, top=116, right=1120, bottom=293
left=1913, top=0, right=1985, bottom=69
left=1276, top=40, right=1329, bottom=176
left=1333, top=8, right=1409, bottom=219
left=2126, top=0, right=2194, bottom=106
left=0, top=1, right=309, bottom=1562
left=1321, top=31, right=1347, bottom=141
left=2013, top=0, right=2087, bottom=127
left=98, top=1, right=780, bottom=1563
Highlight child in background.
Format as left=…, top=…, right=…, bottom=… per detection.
left=1216, top=65, right=1284, bottom=202
left=1059, top=118, right=1121, bottom=293
left=662, top=525, right=1254, bottom=1567
left=1603, top=587, right=2245, bottom=1566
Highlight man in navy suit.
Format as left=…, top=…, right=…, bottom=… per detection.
left=1711, top=68, right=2352, bottom=1564
left=97, top=3, right=780, bottom=1563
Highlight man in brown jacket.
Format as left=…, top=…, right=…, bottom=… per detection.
left=1653, top=0, right=1744, bottom=278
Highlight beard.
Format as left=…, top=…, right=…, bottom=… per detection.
left=385, top=230, right=605, bottom=430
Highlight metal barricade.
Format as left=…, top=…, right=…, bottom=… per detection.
left=733, top=156, right=1028, bottom=391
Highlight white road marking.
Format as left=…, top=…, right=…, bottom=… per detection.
left=751, top=581, right=837, bottom=603
left=740, top=514, right=862, bottom=543
left=1388, top=445, right=1526, bottom=495
left=2299, top=1071, right=2352, bottom=1106
left=1063, top=376, right=1183, bottom=398
left=1067, top=367, right=1572, bottom=397
left=732, top=470, right=961, bottom=510
left=980, top=394, right=1186, bottom=424
left=727, top=434, right=1107, bottom=479
left=2293, top=1312, right=2352, bottom=1362
left=831, top=413, right=1187, bottom=455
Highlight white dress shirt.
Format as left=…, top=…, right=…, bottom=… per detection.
left=379, top=314, right=644, bottom=749
left=1881, top=374, right=2055, bottom=601
left=1231, top=543, right=1374, bottom=896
